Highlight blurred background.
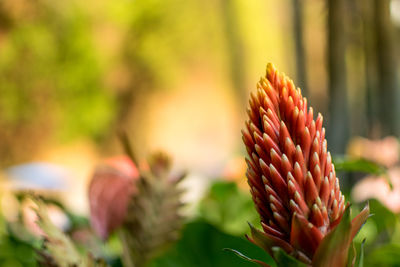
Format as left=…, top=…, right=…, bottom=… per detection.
left=2, top=0, right=400, bottom=211
left=1, top=0, right=400, bottom=266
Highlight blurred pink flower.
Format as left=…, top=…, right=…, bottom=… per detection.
left=88, top=156, right=139, bottom=239
left=352, top=167, right=400, bottom=213
left=347, top=136, right=399, bottom=167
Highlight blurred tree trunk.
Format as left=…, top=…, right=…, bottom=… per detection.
left=345, top=0, right=368, bottom=138
left=291, top=0, right=308, bottom=96
left=327, top=0, right=349, bottom=154
left=361, top=0, right=378, bottom=137
left=374, top=0, right=400, bottom=136
left=220, top=0, right=247, bottom=105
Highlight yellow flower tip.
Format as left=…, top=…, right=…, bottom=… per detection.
left=266, top=63, right=276, bottom=78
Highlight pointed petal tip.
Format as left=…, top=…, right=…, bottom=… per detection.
left=350, top=202, right=370, bottom=241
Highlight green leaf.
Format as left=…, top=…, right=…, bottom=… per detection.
left=367, top=199, right=396, bottom=237
left=347, top=242, right=356, bottom=267
left=334, top=156, right=392, bottom=189
left=357, top=239, right=365, bottom=267
left=333, top=156, right=387, bottom=176
left=365, top=243, right=400, bottom=266
left=224, top=248, right=272, bottom=267
left=198, top=181, right=259, bottom=235
left=149, top=220, right=275, bottom=267
left=350, top=203, right=370, bottom=241
left=271, top=247, right=308, bottom=267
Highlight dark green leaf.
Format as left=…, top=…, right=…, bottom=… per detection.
left=149, top=220, right=275, bottom=267
left=365, top=243, right=400, bottom=266
left=271, top=247, right=308, bottom=267
left=333, top=156, right=387, bottom=176
left=367, top=199, right=396, bottom=239
left=198, top=181, right=259, bottom=235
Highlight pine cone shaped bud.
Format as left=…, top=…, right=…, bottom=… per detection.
left=119, top=151, right=185, bottom=267
left=242, top=64, right=368, bottom=265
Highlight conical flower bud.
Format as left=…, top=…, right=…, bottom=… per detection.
left=119, top=151, right=185, bottom=267
left=89, top=151, right=185, bottom=266
left=242, top=64, right=369, bottom=265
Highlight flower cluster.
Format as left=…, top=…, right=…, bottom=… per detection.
left=242, top=64, right=368, bottom=265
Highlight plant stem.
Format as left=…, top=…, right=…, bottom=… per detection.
left=118, top=229, right=136, bottom=267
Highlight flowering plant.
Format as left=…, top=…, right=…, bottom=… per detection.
left=239, top=64, right=369, bottom=266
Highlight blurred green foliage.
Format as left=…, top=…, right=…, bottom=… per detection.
left=334, top=157, right=387, bottom=176
left=1, top=177, right=400, bottom=266
left=0, top=237, right=37, bottom=267
left=0, top=1, right=115, bottom=140
left=0, top=0, right=237, bottom=165
left=198, top=181, right=259, bottom=236
left=0, top=0, right=399, bottom=265
left=366, top=243, right=400, bottom=267
left=0, top=216, right=38, bottom=267
left=149, top=220, right=274, bottom=267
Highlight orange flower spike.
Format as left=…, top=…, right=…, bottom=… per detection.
left=242, top=63, right=369, bottom=266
